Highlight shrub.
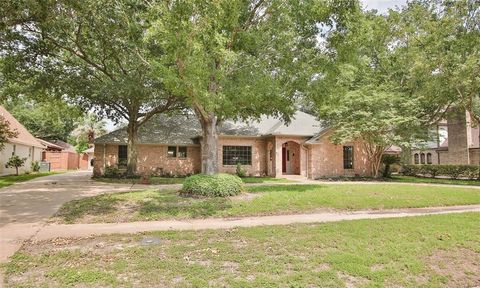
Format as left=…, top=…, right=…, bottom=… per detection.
left=402, top=164, right=479, bottom=180
left=5, top=155, right=27, bottom=176
left=381, top=155, right=400, bottom=178
left=236, top=163, right=247, bottom=178
left=464, top=166, right=480, bottom=180
left=182, top=173, right=243, bottom=197
left=401, top=165, right=416, bottom=176
left=31, top=160, right=40, bottom=172
left=104, top=166, right=123, bottom=178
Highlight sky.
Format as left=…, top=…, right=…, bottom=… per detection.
left=104, top=0, right=410, bottom=132
left=361, top=0, right=408, bottom=13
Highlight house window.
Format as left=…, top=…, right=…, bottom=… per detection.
left=427, top=153, right=432, bottom=164
left=12, top=144, right=16, bottom=156
left=414, top=153, right=419, bottom=164
left=420, top=153, right=425, bottom=164
left=118, top=145, right=128, bottom=168
left=178, top=146, right=187, bottom=159
left=343, top=146, right=354, bottom=169
left=223, top=146, right=252, bottom=165
left=167, top=146, right=177, bottom=157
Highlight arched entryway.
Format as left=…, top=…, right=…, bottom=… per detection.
left=282, top=141, right=301, bottom=175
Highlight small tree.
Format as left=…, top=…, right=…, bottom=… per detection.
left=6, top=155, right=27, bottom=176
left=319, top=89, right=422, bottom=178
left=71, top=113, right=107, bottom=144
left=0, top=115, right=18, bottom=151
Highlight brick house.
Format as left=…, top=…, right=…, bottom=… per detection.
left=412, top=109, right=480, bottom=165
left=93, top=111, right=372, bottom=179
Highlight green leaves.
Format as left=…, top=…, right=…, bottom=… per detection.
left=145, top=0, right=320, bottom=122
left=0, top=114, right=18, bottom=151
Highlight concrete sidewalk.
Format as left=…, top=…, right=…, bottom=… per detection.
left=33, top=204, right=480, bottom=241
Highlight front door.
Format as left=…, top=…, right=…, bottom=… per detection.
left=286, top=149, right=292, bottom=174
left=282, top=147, right=294, bottom=174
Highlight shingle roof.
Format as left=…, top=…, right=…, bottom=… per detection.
left=219, top=111, right=324, bottom=137
left=95, top=114, right=202, bottom=145
left=37, top=139, right=64, bottom=150
left=0, top=106, right=44, bottom=148
left=95, top=111, right=325, bottom=145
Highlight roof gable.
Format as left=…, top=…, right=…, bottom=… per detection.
left=0, top=106, right=44, bottom=148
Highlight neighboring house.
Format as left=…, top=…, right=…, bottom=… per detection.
left=0, top=106, right=44, bottom=175
left=37, top=139, right=88, bottom=171
left=80, top=146, right=95, bottom=170
left=94, top=111, right=372, bottom=179
left=412, top=109, right=480, bottom=165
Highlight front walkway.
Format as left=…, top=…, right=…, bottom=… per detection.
left=33, top=204, right=480, bottom=241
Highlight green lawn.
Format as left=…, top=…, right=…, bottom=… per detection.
left=52, top=184, right=480, bottom=223
left=6, top=213, right=480, bottom=287
left=0, top=172, right=60, bottom=189
left=391, top=175, right=480, bottom=186
left=94, top=176, right=294, bottom=185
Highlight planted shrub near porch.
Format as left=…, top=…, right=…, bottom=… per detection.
left=182, top=173, right=243, bottom=197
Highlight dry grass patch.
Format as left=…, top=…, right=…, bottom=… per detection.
left=424, top=247, right=480, bottom=287
left=5, top=213, right=480, bottom=287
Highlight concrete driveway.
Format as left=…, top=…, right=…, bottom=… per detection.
left=0, top=171, right=136, bottom=263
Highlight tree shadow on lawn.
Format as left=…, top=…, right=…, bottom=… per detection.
left=54, top=195, right=122, bottom=223
left=136, top=193, right=232, bottom=219
left=55, top=190, right=234, bottom=223
left=247, top=184, right=326, bottom=193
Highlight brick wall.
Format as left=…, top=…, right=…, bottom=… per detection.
left=307, top=132, right=371, bottom=179
left=411, top=149, right=439, bottom=165
left=218, top=137, right=267, bottom=176
left=94, top=144, right=201, bottom=176
left=94, top=134, right=374, bottom=178
left=443, top=110, right=470, bottom=164
left=469, top=149, right=480, bottom=166
left=137, top=145, right=201, bottom=176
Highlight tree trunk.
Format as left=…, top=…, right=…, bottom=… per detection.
left=400, top=145, right=411, bottom=165
left=199, top=114, right=219, bottom=175
left=365, top=143, right=385, bottom=178
left=15, top=166, right=19, bottom=176
left=476, top=118, right=480, bottom=167
left=126, top=119, right=139, bottom=176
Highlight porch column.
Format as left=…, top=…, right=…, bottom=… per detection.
left=275, top=137, right=283, bottom=177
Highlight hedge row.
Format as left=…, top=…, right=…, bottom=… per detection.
left=402, top=164, right=480, bottom=180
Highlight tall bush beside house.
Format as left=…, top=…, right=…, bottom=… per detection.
left=31, top=161, right=40, bottom=173
left=5, top=155, right=27, bottom=176
left=381, top=155, right=400, bottom=178
left=182, top=174, right=243, bottom=197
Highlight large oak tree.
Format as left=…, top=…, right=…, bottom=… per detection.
left=145, top=0, right=322, bottom=174
left=1, top=0, right=184, bottom=175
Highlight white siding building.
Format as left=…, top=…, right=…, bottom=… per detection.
left=0, top=106, right=45, bottom=175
